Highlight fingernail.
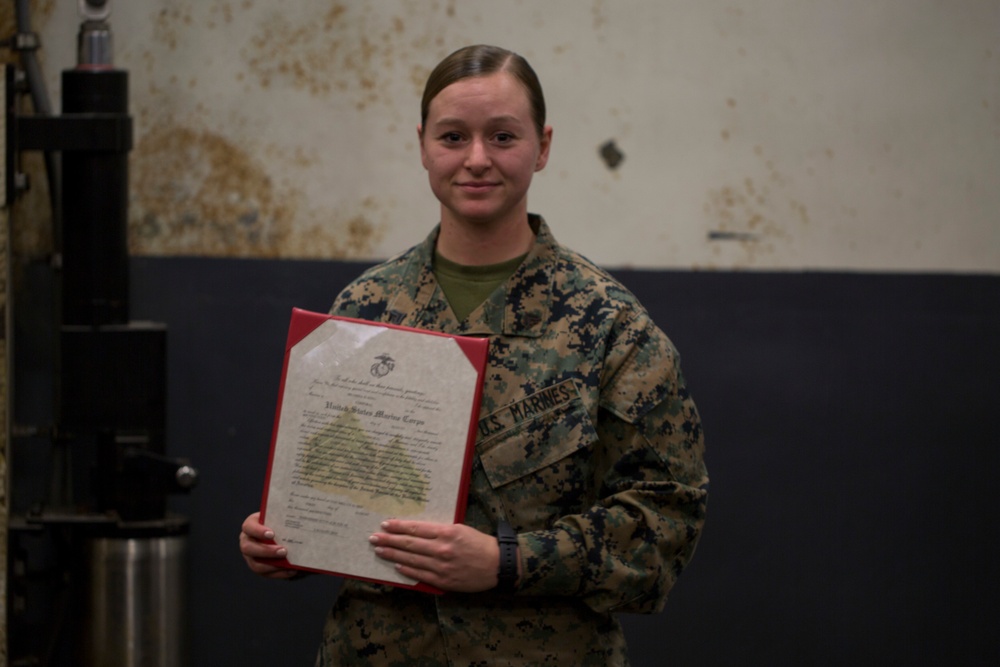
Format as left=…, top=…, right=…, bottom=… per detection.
left=276, top=547, right=287, bottom=557
left=373, top=546, right=384, bottom=555
left=264, top=530, right=275, bottom=540
left=369, top=535, right=379, bottom=544
left=380, top=521, right=389, bottom=529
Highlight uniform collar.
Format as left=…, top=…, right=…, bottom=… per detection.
left=385, top=214, right=555, bottom=338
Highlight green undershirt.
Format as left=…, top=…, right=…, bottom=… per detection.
left=433, top=250, right=528, bottom=321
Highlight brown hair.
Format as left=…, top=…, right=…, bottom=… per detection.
left=420, top=45, right=547, bottom=138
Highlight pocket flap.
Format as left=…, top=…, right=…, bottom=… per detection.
left=478, top=380, right=598, bottom=488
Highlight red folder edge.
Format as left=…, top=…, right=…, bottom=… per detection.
left=258, top=308, right=489, bottom=594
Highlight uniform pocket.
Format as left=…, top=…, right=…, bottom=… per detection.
left=477, top=381, right=599, bottom=528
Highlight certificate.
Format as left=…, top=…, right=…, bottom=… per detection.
left=259, top=308, right=489, bottom=593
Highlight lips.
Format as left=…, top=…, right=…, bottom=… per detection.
left=457, top=181, right=499, bottom=193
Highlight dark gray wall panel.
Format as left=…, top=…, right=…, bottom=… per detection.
left=122, top=260, right=1000, bottom=666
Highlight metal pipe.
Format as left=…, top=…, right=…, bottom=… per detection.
left=60, top=65, right=130, bottom=325
left=77, top=20, right=114, bottom=69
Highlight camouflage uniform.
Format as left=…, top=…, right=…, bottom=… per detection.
left=317, top=215, right=708, bottom=666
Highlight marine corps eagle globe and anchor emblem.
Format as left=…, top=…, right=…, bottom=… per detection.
left=370, top=353, right=396, bottom=378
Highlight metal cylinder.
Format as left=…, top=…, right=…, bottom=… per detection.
left=78, top=20, right=114, bottom=68
left=84, top=534, right=188, bottom=667
left=61, top=67, right=130, bottom=325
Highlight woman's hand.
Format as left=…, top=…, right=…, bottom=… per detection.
left=369, top=520, right=513, bottom=593
left=239, top=511, right=299, bottom=579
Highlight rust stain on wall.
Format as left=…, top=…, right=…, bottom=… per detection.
left=591, top=0, right=608, bottom=31
left=207, top=0, right=248, bottom=27
left=153, top=4, right=194, bottom=51
left=704, top=142, right=817, bottom=266
left=705, top=178, right=774, bottom=235
left=232, top=2, right=423, bottom=110
left=130, top=124, right=290, bottom=255
left=130, top=124, right=382, bottom=258
left=128, top=0, right=437, bottom=258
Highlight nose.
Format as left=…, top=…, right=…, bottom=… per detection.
left=464, top=137, right=490, bottom=172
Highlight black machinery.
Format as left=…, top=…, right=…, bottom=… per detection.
left=6, top=1, right=197, bottom=664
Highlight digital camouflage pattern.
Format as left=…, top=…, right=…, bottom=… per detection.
left=316, top=216, right=708, bottom=666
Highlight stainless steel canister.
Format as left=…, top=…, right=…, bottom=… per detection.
left=84, top=533, right=188, bottom=667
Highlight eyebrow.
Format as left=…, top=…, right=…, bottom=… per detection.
left=431, top=114, right=526, bottom=127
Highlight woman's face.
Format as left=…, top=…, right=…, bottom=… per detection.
left=419, top=72, right=551, bottom=232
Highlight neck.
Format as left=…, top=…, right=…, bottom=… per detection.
left=436, top=211, right=535, bottom=266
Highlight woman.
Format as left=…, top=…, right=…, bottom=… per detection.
left=241, top=44, right=708, bottom=666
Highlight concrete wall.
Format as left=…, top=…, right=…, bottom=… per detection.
left=26, top=0, right=1000, bottom=271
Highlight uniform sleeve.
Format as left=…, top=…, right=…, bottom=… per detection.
left=514, top=312, right=709, bottom=614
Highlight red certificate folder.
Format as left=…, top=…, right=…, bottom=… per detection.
left=259, top=308, right=489, bottom=593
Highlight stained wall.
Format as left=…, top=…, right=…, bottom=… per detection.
left=25, top=0, right=1000, bottom=271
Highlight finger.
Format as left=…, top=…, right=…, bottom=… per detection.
left=241, top=542, right=287, bottom=560
left=372, top=544, right=436, bottom=574
left=392, top=562, right=434, bottom=585
left=241, top=512, right=277, bottom=541
left=239, top=531, right=287, bottom=559
left=369, top=532, right=441, bottom=559
left=382, top=549, right=465, bottom=591
left=380, top=519, right=438, bottom=539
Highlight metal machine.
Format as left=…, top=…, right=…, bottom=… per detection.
left=5, top=1, right=197, bottom=664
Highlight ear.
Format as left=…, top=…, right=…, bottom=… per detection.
left=418, top=124, right=430, bottom=170
left=535, top=125, right=553, bottom=172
